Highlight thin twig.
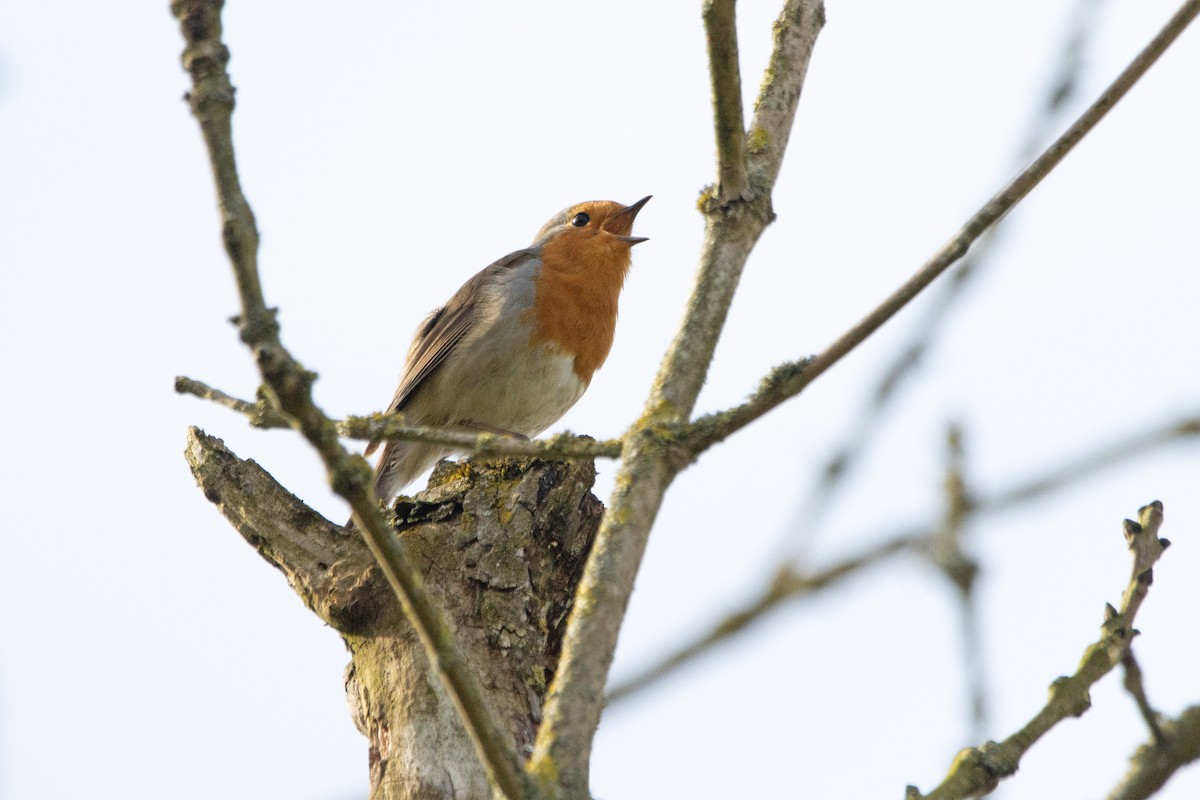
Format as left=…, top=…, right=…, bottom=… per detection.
left=979, top=418, right=1200, bottom=512
left=175, top=375, right=621, bottom=459
left=170, top=3, right=530, bottom=797
left=771, top=0, right=1112, bottom=557
left=935, top=425, right=987, bottom=740
left=607, top=417, right=1197, bottom=703
left=606, top=533, right=919, bottom=703
left=175, top=375, right=292, bottom=427
left=528, top=2, right=826, bottom=793
left=907, top=502, right=1171, bottom=800
left=685, top=0, right=1200, bottom=454
left=1122, top=649, right=1166, bottom=746
left=704, top=0, right=750, bottom=201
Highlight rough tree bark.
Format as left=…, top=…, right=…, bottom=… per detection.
left=185, top=428, right=602, bottom=800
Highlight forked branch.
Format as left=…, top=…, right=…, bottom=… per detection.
left=907, top=502, right=1171, bottom=800
left=685, top=0, right=1200, bottom=454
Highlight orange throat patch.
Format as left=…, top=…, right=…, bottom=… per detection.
left=528, top=235, right=632, bottom=383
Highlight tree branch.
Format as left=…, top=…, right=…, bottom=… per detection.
left=606, top=532, right=918, bottom=703
left=685, top=0, right=1200, bottom=453
left=1122, top=649, right=1166, bottom=747
left=607, top=417, right=1196, bottom=703
left=760, top=0, right=1112, bottom=555
left=934, top=425, right=988, bottom=739
left=187, top=426, right=606, bottom=797
left=175, top=375, right=292, bottom=427
left=1107, top=705, right=1200, bottom=800
left=171, top=3, right=529, bottom=797
left=907, top=501, right=1171, bottom=800
left=175, top=375, right=621, bottom=459
left=185, top=427, right=385, bottom=630
left=527, top=2, right=826, bottom=793
left=703, top=0, right=750, bottom=201
left=745, top=0, right=825, bottom=190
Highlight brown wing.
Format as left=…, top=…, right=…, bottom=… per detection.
left=364, top=248, right=537, bottom=457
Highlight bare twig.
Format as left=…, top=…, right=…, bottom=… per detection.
left=1122, top=649, right=1166, bottom=746
left=175, top=375, right=621, bottom=459
left=171, top=3, right=529, bottom=797
left=685, top=0, right=1200, bottom=454
left=934, top=425, right=987, bottom=739
left=704, top=0, right=749, bottom=201
left=979, top=417, right=1200, bottom=512
left=773, top=0, right=1112, bottom=554
left=1020, top=0, right=1111, bottom=161
left=528, top=2, right=826, bottom=793
left=907, top=501, right=1171, bottom=800
left=607, top=417, right=1197, bottom=703
left=175, top=375, right=292, bottom=427
left=1107, top=705, right=1200, bottom=800
left=607, top=533, right=918, bottom=703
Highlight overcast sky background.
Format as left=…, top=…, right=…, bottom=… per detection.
left=2, top=1, right=1199, bottom=798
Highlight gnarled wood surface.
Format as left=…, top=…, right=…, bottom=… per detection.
left=186, top=428, right=602, bottom=799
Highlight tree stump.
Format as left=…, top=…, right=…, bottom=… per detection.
left=186, top=428, right=603, bottom=799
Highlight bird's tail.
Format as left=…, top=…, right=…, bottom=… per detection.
left=344, top=440, right=454, bottom=529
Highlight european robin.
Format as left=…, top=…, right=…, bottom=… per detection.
left=363, top=195, right=651, bottom=505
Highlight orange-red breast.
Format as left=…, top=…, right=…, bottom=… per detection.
left=364, top=196, right=651, bottom=504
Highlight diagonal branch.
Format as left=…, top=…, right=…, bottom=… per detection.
left=607, top=417, right=1196, bottom=702
left=1122, top=649, right=1166, bottom=747
left=746, top=0, right=824, bottom=189
left=606, top=532, right=918, bottom=703
left=175, top=375, right=292, bottom=427
left=704, top=0, right=750, bottom=201
left=767, top=0, right=1113, bottom=553
left=685, top=0, right=1200, bottom=454
left=170, top=2, right=529, bottom=797
left=184, top=427, right=381, bottom=630
left=907, top=502, right=1171, bottom=800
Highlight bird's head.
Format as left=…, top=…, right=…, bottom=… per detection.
left=532, top=196, right=651, bottom=277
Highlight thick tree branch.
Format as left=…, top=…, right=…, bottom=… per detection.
left=907, top=501, right=1171, bottom=800
left=527, top=3, right=826, bottom=793
left=607, top=417, right=1196, bottom=703
left=685, top=0, right=1200, bottom=453
left=745, top=0, right=825, bottom=190
left=171, top=3, right=528, bottom=797
left=185, top=428, right=388, bottom=630
left=703, top=0, right=750, bottom=201
left=175, top=375, right=621, bottom=459
left=187, top=427, right=605, bottom=798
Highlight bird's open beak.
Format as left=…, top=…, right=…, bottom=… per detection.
left=606, top=195, right=651, bottom=244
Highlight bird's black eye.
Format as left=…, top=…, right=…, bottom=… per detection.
left=571, top=212, right=590, bottom=227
